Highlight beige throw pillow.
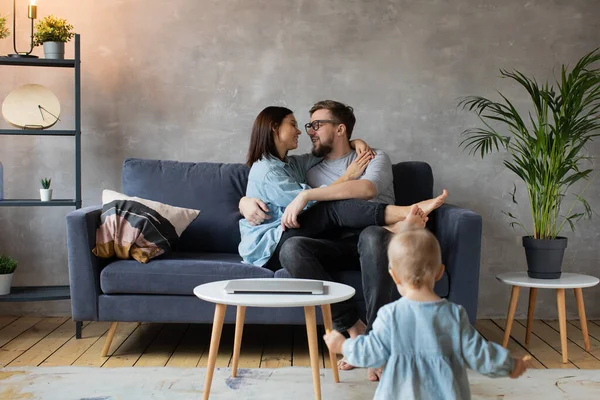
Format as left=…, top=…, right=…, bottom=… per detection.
left=92, top=190, right=200, bottom=263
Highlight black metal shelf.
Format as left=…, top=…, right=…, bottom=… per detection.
left=0, top=36, right=81, bottom=336
left=0, top=286, right=70, bottom=302
left=0, top=57, right=76, bottom=68
left=0, top=199, right=77, bottom=207
left=0, top=129, right=77, bottom=136
left=0, top=35, right=81, bottom=209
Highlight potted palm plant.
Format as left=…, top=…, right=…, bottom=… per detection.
left=0, top=15, right=10, bottom=40
left=0, top=255, right=17, bottom=295
left=459, top=49, right=600, bottom=279
left=33, top=15, right=75, bottom=59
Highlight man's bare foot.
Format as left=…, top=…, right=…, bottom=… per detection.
left=337, top=319, right=367, bottom=370
left=368, top=367, right=383, bottom=382
left=385, top=204, right=427, bottom=233
left=418, top=189, right=448, bottom=215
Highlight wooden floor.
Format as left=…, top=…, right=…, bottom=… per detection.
left=1, top=316, right=600, bottom=369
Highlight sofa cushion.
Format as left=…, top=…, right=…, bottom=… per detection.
left=392, top=162, right=434, bottom=206
left=392, top=161, right=437, bottom=232
left=121, top=158, right=249, bottom=254
left=100, top=253, right=273, bottom=295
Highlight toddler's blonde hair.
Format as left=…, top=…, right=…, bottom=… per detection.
left=387, top=228, right=442, bottom=289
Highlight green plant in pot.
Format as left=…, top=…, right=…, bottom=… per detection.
left=33, top=15, right=75, bottom=60
left=0, top=255, right=18, bottom=295
left=40, top=177, right=52, bottom=201
left=0, top=15, right=10, bottom=40
left=458, top=49, right=600, bottom=279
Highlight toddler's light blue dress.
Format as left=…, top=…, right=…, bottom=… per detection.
left=343, top=298, right=514, bottom=399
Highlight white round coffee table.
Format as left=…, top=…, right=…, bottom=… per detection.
left=194, top=278, right=355, bottom=400
left=496, top=272, right=599, bottom=363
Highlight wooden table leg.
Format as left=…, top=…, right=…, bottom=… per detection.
left=101, top=322, right=119, bottom=357
left=526, top=288, right=537, bottom=345
left=556, top=289, right=568, bottom=364
left=503, top=286, right=520, bottom=348
left=203, top=303, right=227, bottom=400
left=321, top=304, right=339, bottom=383
left=231, top=305, right=246, bottom=377
left=304, top=306, right=321, bottom=400
left=574, top=288, right=591, bottom=352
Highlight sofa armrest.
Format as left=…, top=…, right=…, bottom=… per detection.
left=434, top=203, right=482, bottom=324
left=66, top=205, right=108, bottom=322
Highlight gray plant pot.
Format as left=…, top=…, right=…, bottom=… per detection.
left=0, top=273, right=14, bottom=295
left=43, top=42, right=65, bottom=60
left=522, top=236, right=568, bottom=279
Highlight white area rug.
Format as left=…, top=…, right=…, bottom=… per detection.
left=1, top=367, right=599, bottom=399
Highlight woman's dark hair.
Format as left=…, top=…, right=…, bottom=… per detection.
left=246, top=106, right=293, bottom=166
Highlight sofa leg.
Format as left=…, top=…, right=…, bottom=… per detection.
left=101, top=322, right=119, bottom=357
left=75, top=321, right=83, bottom=339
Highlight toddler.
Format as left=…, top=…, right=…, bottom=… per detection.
left=323, top=228, right=528, bottom=399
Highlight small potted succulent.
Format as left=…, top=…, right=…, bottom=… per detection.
left=0, top=255, right=18, bottom=295
left=33, top=15, right=75, bottom=59
left=40, top=177, right=52, bottom=201
left=0, top=15, right=10, bottom=40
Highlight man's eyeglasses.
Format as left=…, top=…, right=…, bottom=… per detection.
left=304, top=119, right=340, bottom=133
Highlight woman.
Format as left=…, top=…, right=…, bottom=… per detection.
left=239, top=106, right=439, bottom=270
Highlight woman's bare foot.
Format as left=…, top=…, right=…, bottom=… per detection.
left=368, top=367, right=383, bottom=382
left=404, top=205, right=428, bottom=228
left=417, top=189, right=448, bottom=215
left=384, top=205, right=428, bottom=233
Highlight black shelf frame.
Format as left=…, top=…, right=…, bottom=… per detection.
left=0, top=35, right=82, bottom=338
left=0, top=58, right=76, bottom=68
left=0, top=199, right=77, bottom=207
left=0, top=286, right=71, bottom=302
left=0, top=129, right=76, bottom=136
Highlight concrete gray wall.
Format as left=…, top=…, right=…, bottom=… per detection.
left=0, top=0, right=598, bottom=319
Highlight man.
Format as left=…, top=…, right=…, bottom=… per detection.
left=239, top=100, right=447, bottom=380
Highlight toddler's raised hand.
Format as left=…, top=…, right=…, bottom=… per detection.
left=323, top=330, right=346, bottom=355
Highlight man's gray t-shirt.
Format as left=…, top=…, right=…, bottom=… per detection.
left=306, top=149, right=396, bottom=205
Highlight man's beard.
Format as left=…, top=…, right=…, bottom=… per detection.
left=311, top=142, right=333, bottom=157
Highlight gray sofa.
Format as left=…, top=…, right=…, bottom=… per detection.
left=66, top=158, right=482, bottom=338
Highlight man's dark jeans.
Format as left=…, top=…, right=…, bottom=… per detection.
left=261, top=199, right=394, bottom=332
left=279, top=227, right=395, bottom=333
left=264, top=199, right=386, bottom=271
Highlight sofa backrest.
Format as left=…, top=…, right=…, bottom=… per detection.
left=392, top=162, right=434, bottom=206
left=122, top=158, right=250, bottom=253
left=122, top=158, right=434, bottom=254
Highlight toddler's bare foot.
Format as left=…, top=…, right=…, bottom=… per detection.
left=368, top=367, right=383, bottom=382
left=418, top=189, right=448, bottom=215
left=384, top=204, right=427, bottom=233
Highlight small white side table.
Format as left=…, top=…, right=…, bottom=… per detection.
left=496, top=272, right=599, bottom=363
left=194, top=278, right=355, bottom=400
